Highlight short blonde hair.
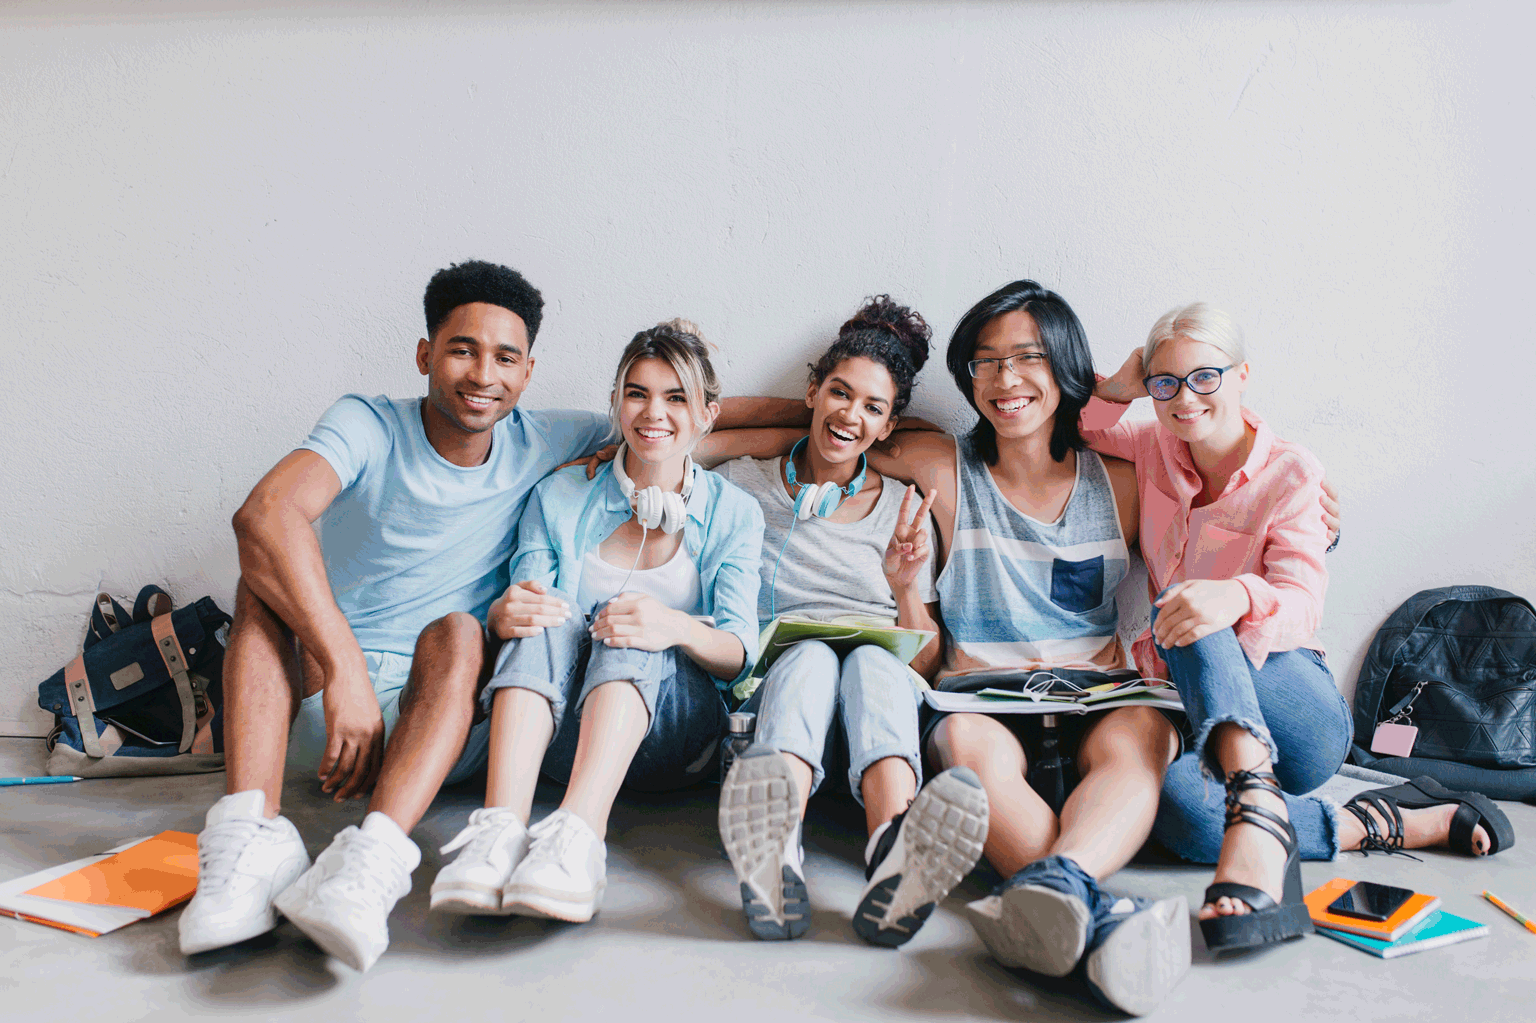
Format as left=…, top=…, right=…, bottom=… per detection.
left=609, top=318, right=722, bottom=443
left=1144, top=302, right=1246, bottom=370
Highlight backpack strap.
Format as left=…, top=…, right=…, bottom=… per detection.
left=63, top=654, right=106, bottom=758
left=151, top=614, right=198, bottom=754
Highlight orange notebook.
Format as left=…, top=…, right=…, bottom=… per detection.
left=3, top=831, right=198, bottom=937
left=1305, top=877, right=1441, bottom=942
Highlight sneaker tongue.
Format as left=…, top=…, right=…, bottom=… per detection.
left=360, top=812, right=422, bottom=871
left=207, top=789, right=266, bottom=827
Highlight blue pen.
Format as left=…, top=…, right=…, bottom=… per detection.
left=0, top=776, right=84, bottom=787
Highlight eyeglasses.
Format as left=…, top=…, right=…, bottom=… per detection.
left=967, top=352, right=1046, bottom=379
left=1142, top=365, right=1233, bottom=401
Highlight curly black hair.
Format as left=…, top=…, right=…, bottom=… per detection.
left=945, top=280, right=1095, bottom=465
left=423, top=259, right=544, bottom=345
left=807, top=295, right=932, bottom=417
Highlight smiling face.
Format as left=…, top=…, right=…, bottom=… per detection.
left=1145, top=336, right=1248, bottom=444
left=970, top=309, right=1060, bottom=445
left=804, top=355, right=898, bottom=466
left=617, top=356, right=714, bottom=465
left=416, top=301, right=533, bottom=434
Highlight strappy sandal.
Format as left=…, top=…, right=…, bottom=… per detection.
left=1346, top=776, right=1514, bottom=857
left=1340, top=791, right=1421, bottom=860
left=1200, top=768, right=1313, bottom=952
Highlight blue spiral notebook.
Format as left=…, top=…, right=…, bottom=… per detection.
left=1315, top=909, right=1488, bottom=958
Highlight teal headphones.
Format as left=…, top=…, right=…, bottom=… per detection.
left=784, top=436, right=867, bottom=520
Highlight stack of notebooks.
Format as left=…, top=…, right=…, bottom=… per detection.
left=1305, top=877, right=1488, bottom=958
left=0, top=831, right=199, bottom=937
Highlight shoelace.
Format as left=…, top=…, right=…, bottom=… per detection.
left=197, top=818, right=272, bottom=894
left=327, top=830, right=407, bottom=910
left=439, top=811, right=518, bottom=862
left=524, top=814, right=583, bottom=868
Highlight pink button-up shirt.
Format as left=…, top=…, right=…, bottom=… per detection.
left=1080, top=399, right=1328, bottom=678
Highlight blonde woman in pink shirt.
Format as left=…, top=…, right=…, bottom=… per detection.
left=1089, top=303, right=1497, bottom=953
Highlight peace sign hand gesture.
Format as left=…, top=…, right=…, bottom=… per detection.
left=883, top=485, right=937, bottom=594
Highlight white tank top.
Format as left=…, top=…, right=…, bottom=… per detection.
left=576, top=543, right=703, bottom=614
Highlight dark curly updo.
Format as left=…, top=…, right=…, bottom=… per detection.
left=808, top=295, right=932, bottom=417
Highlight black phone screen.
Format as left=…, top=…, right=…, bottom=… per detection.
left=1327, top=881, right=1415, bottom=922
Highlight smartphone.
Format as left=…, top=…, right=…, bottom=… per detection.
left=1326, top=881, right=1415, bottom=922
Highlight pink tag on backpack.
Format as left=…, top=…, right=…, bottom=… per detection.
left=1370, top=722, right=1419, bottom=757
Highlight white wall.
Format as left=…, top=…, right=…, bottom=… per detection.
left=2, top=1, right=1533, bottom=735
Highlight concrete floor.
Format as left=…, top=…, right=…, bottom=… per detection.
left=2, top=737, right=1533, bottom=1023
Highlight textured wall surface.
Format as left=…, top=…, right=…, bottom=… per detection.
left=2, top=1, right=1532, bottom=734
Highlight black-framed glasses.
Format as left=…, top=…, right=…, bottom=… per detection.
left=1142, top=365, right=1233, bottom=401
left=967, top=352, right=1046, bottom=379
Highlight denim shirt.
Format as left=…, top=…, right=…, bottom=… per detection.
left=506, top=462, right=766, bottom=688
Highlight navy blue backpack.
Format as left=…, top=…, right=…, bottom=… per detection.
left=38, top=585, right=231, bottom=777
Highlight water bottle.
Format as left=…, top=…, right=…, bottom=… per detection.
left=719, top=711, right=756, bottom=783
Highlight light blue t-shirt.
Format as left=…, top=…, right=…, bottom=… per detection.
left=299, top=394, right=612, bottom=657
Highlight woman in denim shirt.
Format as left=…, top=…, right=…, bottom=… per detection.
left=430, top=319, right=764, bottom=924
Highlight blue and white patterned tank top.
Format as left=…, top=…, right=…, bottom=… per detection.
left=936, top=437, right=1129, bottom=673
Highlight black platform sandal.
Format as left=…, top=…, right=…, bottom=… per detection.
left=1200, top=768, right=1313, bottom=952
left=1347, top=776, right=1513, bottom=857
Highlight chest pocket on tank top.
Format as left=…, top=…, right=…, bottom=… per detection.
left=1049, top=556, right=1105, bottom=614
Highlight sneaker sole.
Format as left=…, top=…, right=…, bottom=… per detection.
left=966, top=884, right=1091, bottom=977
left=430, top=882, right=514, bottom=916
left=501, top=882, right=604, bottom=924
left=1085, top=896, right=1191, bottom=1017
left=852, top=767, right=990, bottom=948
left=718, top=749, right=809, bottom=940
left=178, top=905, right=282, bottom=955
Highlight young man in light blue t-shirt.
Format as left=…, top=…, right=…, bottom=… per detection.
left=178, top=260, right=616, bottom=962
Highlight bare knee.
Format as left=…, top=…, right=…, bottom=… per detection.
left=931, top=714, right=1026, bottom=779
left=403, top=613, right=486, bottom=705
left=1077, top=707, right=1178, bottom=777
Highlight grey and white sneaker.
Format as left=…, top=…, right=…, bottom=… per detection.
left=178, top=790, right=311, bottom=955
left=430, top=808, right=532, bottom=915
left=502, top=809, right=606, bottom=922
left=966, top=854, right=1189, bottom=1017
left=719, top=747, right=810, bottom=940
left=852, top=766, right=990, bottom=947
left=272, top=812, right=420, bottom=973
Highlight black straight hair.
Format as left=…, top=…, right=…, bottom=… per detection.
left=423, top=259, right=544, bottom=346
left=945, top=279, right=1095, bottom=465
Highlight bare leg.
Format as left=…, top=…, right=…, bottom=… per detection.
left=222, top=579, right=315, bottom=818
left=860, top=756, right=918, bottom=837
left=559, top=680, right=649, bottom=837
left=484, top=687, right=556, bottom=822
left=782, top=755, right=815, bottom=819
left=1051, top=708, right=1179, bottom=878
left=367, top=613, right=485, bottom=832
left=930, top=714, right=1056, bottom=877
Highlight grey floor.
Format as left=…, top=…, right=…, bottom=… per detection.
left=2, top=737, right=1533, bottom=1023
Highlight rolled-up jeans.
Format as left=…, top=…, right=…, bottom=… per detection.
left=475, top=589, right=730, bottom=792
left=1149, top=606, right=1354, bottom=862
left=742, top=640, right=923, bottom=806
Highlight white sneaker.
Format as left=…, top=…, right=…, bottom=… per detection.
left=430, top=808, right=532, bottom=915
left=272, top=812, right=421, bottom=972
left=853, top=766, right=990, bottom=947
left=718, top=747, right=810, bottom=940
left=178, top=790, right=311, bottom=955
left=501, top=809, right=606, bottom=922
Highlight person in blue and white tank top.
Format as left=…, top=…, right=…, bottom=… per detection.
left=871, top=281, right=1188, bottom=1017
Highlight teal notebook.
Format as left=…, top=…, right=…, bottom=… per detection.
left=1315, top=910, right=1488, bottom=959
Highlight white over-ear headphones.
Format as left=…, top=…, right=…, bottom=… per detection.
left=784, top=437, right=867, bottom=521
left=611, top=443, right=696, bottom=534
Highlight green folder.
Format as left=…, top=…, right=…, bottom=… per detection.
left=733, top=615, right=936, bottom=701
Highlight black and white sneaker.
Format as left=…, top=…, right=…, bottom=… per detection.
left=719, top=747, right=811, bottom=940
left=852, top=766, right=989, bottom=947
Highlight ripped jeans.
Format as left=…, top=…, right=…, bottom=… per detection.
left=1149, top=610, right=1354, bottom=862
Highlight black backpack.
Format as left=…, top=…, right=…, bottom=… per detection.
left=1350, top=585, right=1536, bottom=802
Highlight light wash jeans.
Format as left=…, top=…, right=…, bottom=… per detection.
left=1149, top=608, right=1354, bottom=862
left=742, top=640, right=923, bottom=806
left=466, top=589, right=730, bottom=792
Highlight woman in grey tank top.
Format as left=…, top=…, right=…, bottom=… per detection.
left=711, top=297, right=991, bottom=951
left=869, top=281, right=1189, bottom=1016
